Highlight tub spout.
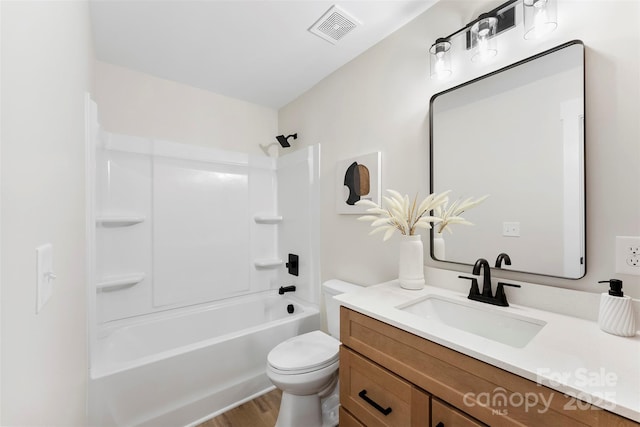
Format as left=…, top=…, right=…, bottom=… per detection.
left=278, top=285, right=296, bottom=295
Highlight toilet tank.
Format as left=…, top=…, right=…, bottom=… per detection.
left=322, top=280, right=363, bottom=339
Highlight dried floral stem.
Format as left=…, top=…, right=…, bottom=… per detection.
left=357, top=189, right=488, bottom=241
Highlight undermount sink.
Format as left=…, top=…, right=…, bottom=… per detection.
left=397, top=295, right=546, bottom=348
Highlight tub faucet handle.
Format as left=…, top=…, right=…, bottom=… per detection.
left=286, top=253, right=299, bottom=276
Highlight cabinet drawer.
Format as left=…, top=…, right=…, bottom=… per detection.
left=432, top=398, right=486, bottom=427
left=340, top=346, right=428, bottom=427
left=339, top=406, right=366, bottom=427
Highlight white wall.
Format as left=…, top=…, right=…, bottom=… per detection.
left=1, top=1, right=93, bottom=425
left=279, top=0, right=640, bottom=298
left=94, top=61, right=278, bottom=154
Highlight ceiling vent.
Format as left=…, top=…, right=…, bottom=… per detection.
left=309, top=5, right=360, bottom=45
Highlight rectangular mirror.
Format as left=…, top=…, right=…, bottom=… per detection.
left=430, top=40, right=585, bottom=279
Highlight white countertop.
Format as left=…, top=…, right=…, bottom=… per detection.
left=335, top=280, right=640, bottom=423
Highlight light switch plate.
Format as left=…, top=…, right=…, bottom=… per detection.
left=503, top=222, right=520, bottom=237
left=36, top=243, right=54, bottom=313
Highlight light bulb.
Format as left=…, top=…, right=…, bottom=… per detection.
left=534, top=7, right=548, bottom=38
left=434, top=56, right=446, bottom=79
left=524, top=0, right=557, bottom=40
left=477, top=37, right=490, bottom=60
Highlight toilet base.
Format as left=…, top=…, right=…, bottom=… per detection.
left=275, top=392, right=323, bottom=427
left=274, top=379, right=340, bottom=427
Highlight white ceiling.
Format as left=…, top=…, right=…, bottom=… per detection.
left=89, top=1, right=437, bottom=109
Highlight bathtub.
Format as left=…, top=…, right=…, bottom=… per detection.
left=88, top=291, right=320, bottom=427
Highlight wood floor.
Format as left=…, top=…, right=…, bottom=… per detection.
left=199, top=389, right=282, bottom=427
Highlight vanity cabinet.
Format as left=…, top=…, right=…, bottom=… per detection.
left=339, top=307, right=638, bottom=427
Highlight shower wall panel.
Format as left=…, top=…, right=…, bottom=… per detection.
left=152, top=157, right=250, bottom=307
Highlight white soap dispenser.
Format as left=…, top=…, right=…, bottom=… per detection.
left=598, top=279, right=636, bottom=337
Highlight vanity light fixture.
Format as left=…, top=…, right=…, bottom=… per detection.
left=429, top=0, right=557, bottom=79
left=429, top=38, right=452, bottom=80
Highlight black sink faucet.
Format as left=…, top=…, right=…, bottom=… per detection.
left=278, top=285, right=296, bottom=295
left=473, top=258, right=493, bottom=297
left=495, top=253, right=512, bottom=268
left=458, top=258, right=521, bottom=307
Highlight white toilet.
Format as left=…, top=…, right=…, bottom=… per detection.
left=266, top=280, right=362, bottom=427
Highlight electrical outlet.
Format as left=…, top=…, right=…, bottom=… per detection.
left=615, top=236, right=640, bottom=275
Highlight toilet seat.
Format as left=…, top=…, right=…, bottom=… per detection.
left=267, top=331, right=339, bottom=374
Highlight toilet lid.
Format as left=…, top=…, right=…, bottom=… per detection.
left=267, top=331, right=339, bottom=372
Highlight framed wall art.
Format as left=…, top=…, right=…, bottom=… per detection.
left=335, top=152, right=381, bottom=214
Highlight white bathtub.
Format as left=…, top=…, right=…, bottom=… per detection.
left=88, top=291, right=320, bottom=427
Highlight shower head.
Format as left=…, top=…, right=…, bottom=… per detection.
left=276, top=133, right=298, bottom=148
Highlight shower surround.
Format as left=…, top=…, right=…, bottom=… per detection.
left=87, top=110, right=320, bottom=426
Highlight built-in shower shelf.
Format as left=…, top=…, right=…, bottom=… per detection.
left=254, top=259, right=284, bottom=269
left=97, top=273, right=145, bottom=292
left=254, top=215, right=283, bottom=224
left=96, top=216, right=146, bottom=227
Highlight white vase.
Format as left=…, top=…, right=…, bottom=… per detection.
left=433, top=231, right=445, bottom=261
left=398, top=234, right=425, bottom=290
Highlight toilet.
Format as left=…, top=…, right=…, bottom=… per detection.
left=266, top=279, right=362, bottom=427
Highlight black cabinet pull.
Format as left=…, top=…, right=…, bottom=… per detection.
left=436, top=423, right=444, bottom=427
left=358, top=389, right=392, bottom=416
